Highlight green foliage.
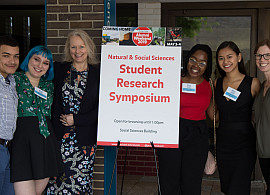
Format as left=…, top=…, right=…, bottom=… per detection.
left=149, top=27, right=166, bottom=40
left=117, top=17, right=137, bottom=27
left=176, top=17, right=216, bottom=38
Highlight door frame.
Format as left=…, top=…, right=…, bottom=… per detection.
left=162, top=1, right=270, bottom=79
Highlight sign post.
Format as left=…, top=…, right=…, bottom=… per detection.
left=103, top=2, right=116, bottom=194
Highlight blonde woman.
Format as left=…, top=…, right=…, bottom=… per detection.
left=46, top=30, right=100, bottom=195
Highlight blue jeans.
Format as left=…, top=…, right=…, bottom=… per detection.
left=0, top=144, right=15, bottom=195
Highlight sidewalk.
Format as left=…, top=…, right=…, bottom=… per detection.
left=117, top=175, right=266, bottom=195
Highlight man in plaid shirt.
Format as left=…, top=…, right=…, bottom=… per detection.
left=0, top=35, right=19, bottom=195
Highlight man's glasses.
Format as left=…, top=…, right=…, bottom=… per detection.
left=189, top=57, right=207, bottom=68
left=255, top=53, right=270, bottom=60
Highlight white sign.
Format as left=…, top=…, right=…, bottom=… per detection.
left=97, top=26, right=182, bottom=148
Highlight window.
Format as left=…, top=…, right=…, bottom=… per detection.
left=116, top=3, right=138, bottom=27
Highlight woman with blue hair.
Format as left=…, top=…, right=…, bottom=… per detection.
left=10, top=45, right=63, bottom=195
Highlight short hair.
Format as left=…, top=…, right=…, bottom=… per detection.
left=216, top=41, right=246, bottom=78
left=182, top=44, right=212, bottom=81
left=64, top=29, right=99, bottom=65
left=254, top=39, right=270, bottom=54
left=0, top=35, right=19, bottom=48
left=20, top=45, right=54, bottom=80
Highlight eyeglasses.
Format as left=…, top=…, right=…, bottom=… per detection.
left=189, top=57, right=207, bottom=68
left=255, top=53, right=270, bottom=60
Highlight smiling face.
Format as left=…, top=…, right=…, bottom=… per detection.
left=255, top=45, right=270, bottom=73
left=69, top=35, right=88, bottom=64
left=217, top=46, right=241, bottom=74
left=187, top=50, right=208, bottom=78
left=0, top=45, right=19, bottom=78
left=26, top=54, right=50, bottom=80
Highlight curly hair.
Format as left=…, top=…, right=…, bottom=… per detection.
left=182, top=44, right=212, bottom=81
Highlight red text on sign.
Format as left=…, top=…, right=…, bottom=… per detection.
left=120, top=64, right=162, bottom=74
left=117, top=78, right=164, bottom=88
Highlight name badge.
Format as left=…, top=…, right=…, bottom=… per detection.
left=34, top=87, right=47, bottom=100
left=182, top=83, right=196, bottom=94
left=224, top=87, right=241, bottom=101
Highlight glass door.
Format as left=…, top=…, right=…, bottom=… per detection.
left=162, top=7, right=258, bottom=77
left=176, top=16, right=252, bottom=77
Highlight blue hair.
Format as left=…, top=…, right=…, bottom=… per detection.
left=20, top=45, right=54, bottom=80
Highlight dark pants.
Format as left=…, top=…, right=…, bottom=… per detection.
left=157, top=118, right=209, bottom=195
left=259, top=158, right=270, bottom=195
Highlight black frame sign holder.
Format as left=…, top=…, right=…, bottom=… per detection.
left=108, top=141, right=161, bottom=195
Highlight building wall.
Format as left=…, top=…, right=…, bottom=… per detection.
left=46, top=0, right=104, bottom=61
left=138, top=3, right=161, bottom=27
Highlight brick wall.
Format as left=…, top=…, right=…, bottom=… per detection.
left=117, top=147, right=159, bottom=176
left=46, top=0, right=104, bottom=61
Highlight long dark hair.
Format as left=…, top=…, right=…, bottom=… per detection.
left=182, top=44, right=212, bottom=81
left=216, top=41, right=246, bottom=78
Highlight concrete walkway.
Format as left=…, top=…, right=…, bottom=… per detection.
left=117, top=175, right=266, bottom=195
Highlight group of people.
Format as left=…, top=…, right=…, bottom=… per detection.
left=1, top=29, right=270, bottom=195
left=158, top=40, right=270, bottom=195
left=0, top=29, right=99, bottom=195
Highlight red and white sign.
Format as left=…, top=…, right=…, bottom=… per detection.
left=132, top=27, right=153, bottom=46
left=98, top=26, right=182, bottom=148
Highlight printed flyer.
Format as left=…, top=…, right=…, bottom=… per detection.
left=97, top=26, right=182, bottom=148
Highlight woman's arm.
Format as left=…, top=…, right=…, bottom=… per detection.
left=251, top=77, right=261, bottom=125
left=251, top=77, right=261, bottom=98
